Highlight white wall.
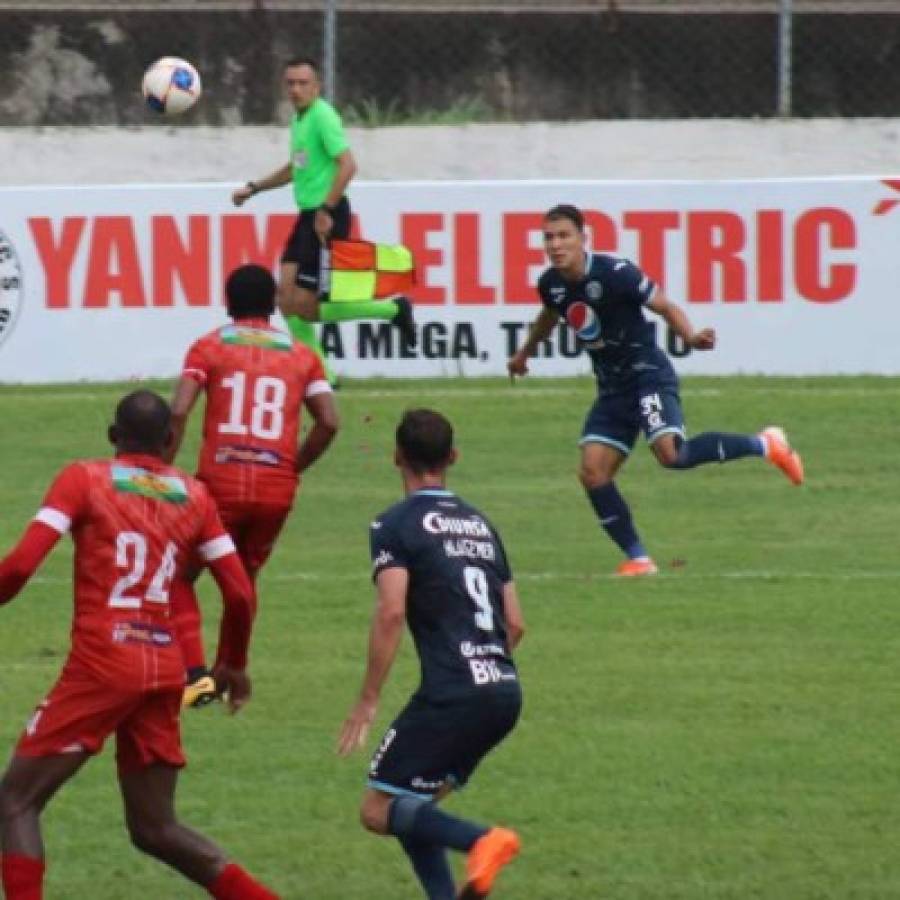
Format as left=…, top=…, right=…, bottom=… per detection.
left=2, top=118, right=900, bottom=185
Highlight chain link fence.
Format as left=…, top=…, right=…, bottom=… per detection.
left=1, top=1, right=899, bottom=125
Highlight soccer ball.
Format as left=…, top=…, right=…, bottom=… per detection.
left=142, top=57, right=202, bottom=116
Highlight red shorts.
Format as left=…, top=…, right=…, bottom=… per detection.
left=217, top=501, right=293, bottom=578
left=16, top=658, right=185, bottom=775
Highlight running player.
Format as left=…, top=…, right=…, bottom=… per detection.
left=167, top=263, right=339, bottom=705
left=508, top=203, right=804, bottom=576
left=231, top=56, right=416, bottom=383
left=0, top=390, right=277, bottom=900
left=338, top=409, right=524, bottom=900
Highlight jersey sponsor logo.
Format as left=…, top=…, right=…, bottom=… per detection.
left=469, top=658, right=517, bottom=686
left=214, top=444, right=281, bottom=466
left=293, top=150, right=309, bottom=169
left=566, top=301, right=603, bottom=348
left=0, top=230, right=23, bottom=349
left=460, top=640, right=506, bottom=659
left=220, top=325, right=292, bottom=351
left=111, top=465, right=189, bottom=504
left=422, top=511, right=490, bottom=537
left=111, top=621, right=174, bottom=646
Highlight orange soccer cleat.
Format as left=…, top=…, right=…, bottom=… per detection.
left=457, top=827, right=521, bottom=899
left=760, top=426, right=804, bottom=486
left=615, top=557, right=659, bottom=577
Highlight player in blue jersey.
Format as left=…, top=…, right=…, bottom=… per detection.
left=508, top=204, right=804, bottom=577
left=338, top=409, right=524, bottom=900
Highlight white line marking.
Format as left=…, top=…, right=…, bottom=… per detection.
left=263, top=570, right=900, bottom=583
left=4, top=384, right=900, bottom=402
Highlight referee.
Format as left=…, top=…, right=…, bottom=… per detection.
left=232, top=57, right=416, bottom=382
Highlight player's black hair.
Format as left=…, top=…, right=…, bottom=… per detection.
left=112, top=390, right=172, bottom=454
left=396, top=409, right=454, bottom=474
left=545, top=204, right=584, bottom=232
left=225, top=264, right=276, bottom=319
left=283, top=56, right=320, bottom=75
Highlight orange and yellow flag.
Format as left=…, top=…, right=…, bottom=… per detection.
left=323, top=239, right=416, bottom=301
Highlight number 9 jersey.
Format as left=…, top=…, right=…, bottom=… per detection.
left=181, top=319, right=332, bottom=507
left=370, top=489, right=519, bottom=702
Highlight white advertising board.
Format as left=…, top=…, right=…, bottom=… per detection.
left=1, top=177, right=899, bottom=382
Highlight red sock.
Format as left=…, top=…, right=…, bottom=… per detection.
left=1, top=854, right=44, bottom=900
left=170, top=579, right=206, bottom=671
left=207, top=862, right=279, bottom=900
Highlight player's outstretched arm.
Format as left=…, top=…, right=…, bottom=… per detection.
left=508, top=306, right=560, bottom=378
left=207, top=551, right=256, bottom=713
left=231, top=162, right=293, bottom=206
left=0, top=522, right=62, bottom=605
left=337, top=567, right=408, bottom=756
left=647, top=290, right=716, bottom=351
left=296, top=391, right=340, bottom=473
left=165, top=376, right=203, bottom=465
left=502, top=581, right=525, bottom=650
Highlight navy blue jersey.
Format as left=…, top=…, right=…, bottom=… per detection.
left=538, top=252, right=677, bottom=392
left=370, top=489, right=518, bottom=701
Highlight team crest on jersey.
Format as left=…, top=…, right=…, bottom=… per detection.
left=566, top=301, right=603, bottom=348
left=585, top=280, right=603, bottom=300
left=111, top=466, right=188, bottom=504
left=220, top=325, right=292, bottom=351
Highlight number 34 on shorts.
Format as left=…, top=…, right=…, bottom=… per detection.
left=639, top=388, right=684, bottom=439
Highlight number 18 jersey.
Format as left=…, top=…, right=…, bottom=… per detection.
left=181, top=318, right=331, bottom=507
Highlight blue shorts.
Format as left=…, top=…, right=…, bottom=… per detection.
left=580, top=384, right=685, bottom=455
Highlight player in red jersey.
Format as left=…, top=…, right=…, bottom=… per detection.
left=167, top=264, right=339, bottom=705
left=0, top=391, right=279, bottom=900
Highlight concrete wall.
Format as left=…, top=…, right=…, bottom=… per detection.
left=1, top=119, right=898, bottom=187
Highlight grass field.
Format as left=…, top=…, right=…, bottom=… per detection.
left=1, top=376, right=899, bottom=900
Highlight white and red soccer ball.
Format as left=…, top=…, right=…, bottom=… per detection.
left=142, top=57, right=202, bottom=116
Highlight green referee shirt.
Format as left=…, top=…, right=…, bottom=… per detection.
left=290, top=97, right=350, bottom=211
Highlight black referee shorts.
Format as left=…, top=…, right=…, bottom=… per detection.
left=280, top=196, right=351, bottom=291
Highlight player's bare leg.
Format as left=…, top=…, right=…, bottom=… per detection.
left=0, top=752, right=91, bottom=898
left=119, top=763, right=278, bottom=898
left=579, top=442, right=657, bottom=576
left=1, top=752, right=90, bottom=856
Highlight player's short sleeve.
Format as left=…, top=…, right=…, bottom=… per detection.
left=35, top=463, right=90, bottom=534
left=300, top=350, right=332, bottom=399
left=370, top=515, right=409, bottom=581
left=536, top=270, right=555, bottom=310
left=318, top=103, right=350, bottom=160
left=195, top=487, right=237, bottom=562
left=182, top=337, right=211, bottom=385
left=605, top=257, right=657, bottom=306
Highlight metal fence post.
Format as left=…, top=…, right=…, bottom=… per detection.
left=323, top=0, right=337, bottom=101
left=777, top=0, right=793, bottom=117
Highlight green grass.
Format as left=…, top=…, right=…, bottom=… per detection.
left=1, top=376, right=899, bottom=899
